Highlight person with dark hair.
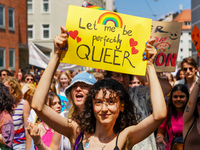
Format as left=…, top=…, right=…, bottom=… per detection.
left=183, top=78, right=200, bottom=149
left=17, top=71, right=25, bottom=87
left=0, top=82, right=15, bottom=149
left=104, top=40, right=172, bottom=150
left=175, top=69, right=185, bottom=81
left=2, top=76, right=32, bottom=150
left=156, top=84, right=189, bottom=150
left=129, top=75, right=145, bottom=88
left=175, top=57, right=198, bottom=94
left=24, top=73, right=36, bottom=84
left=29, top=26, right=166, bottom=150
left=33, top=92, right=61, bottom=150
left=0, top=69, right=13, bottom=80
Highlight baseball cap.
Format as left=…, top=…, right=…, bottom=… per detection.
left=64, top=72, right=97, bottom=97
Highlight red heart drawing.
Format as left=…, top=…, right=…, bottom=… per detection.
left=77, top=36, right=81, bottom=43
left=69, top=30, right=78, bottom=40
left=131, top=47, right=138, bottom=54
left=129, top=38, right=138, bottom=47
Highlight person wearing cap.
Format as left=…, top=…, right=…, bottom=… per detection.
left=28, top=72, right=96, bottom=150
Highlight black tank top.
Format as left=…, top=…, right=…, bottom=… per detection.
left=76, top=132, right=120, bottom=150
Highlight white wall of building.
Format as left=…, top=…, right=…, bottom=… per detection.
left=177, top=29, right=192, bottom=63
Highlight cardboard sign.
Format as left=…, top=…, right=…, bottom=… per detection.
left=151, top=21, right=182, bottom=72
left=60, top=5, right=152, bottom=76
left=191, top=24, right=200, bottom=57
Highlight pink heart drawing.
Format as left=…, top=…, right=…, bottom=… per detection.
left=76, top=36, right=82, bottom=43
left=131, top=47, right=138, bottom=54
left=129, top=38, right=138, bottom=47
left=69, top=30, right=78, bottom=40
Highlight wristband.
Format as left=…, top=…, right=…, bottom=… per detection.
left=34, top=141, right=43, bottom=147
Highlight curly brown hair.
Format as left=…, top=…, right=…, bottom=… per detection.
left=75, top=78, right=140, bottom=134
left=0, top=82, right=15, bottom=115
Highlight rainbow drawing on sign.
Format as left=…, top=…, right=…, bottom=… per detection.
left=97, top=12, right=123, bottom=28
left=87, top=5, right=105, bottom=10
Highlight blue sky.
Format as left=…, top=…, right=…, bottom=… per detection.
left=115, top=0, right=191, bottom=20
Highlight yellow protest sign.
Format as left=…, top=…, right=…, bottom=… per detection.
left=61, top=5, right=152, bottom=75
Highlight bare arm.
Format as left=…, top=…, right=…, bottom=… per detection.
left=31, top=26, right=75, bottom=138
left=127, top=38, right=167, bottom=147
left=49, top=132, right=62, bottom=150
left=27, top=123, right=52, bottom=150
left=23, top=100, right=32, bottom=150
left=183, top=79, right=199, bottom=138
left=156, top=128, right=167, bottom=146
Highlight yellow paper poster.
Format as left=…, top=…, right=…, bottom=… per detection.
left=61, top=5, right=152, bottom=75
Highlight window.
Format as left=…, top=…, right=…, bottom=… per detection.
left=28, top=25, right=33, bottom=39
left=0, top=5, right=5, bottom=28
left=184, top=21, right=191, bottom=26
left=180, top=56, right=183, bottom=60
left=180, top=40, right=183, bottom=43
left=189, top=48, right=192, bottom=51
left=180, top=48, right=183, bottom=52
left=43, top=0, right=49, bottom=12
left=9, top=49, right=15, bottom=69
left=28, top=0, right=33, bottom=13
left=0, top=48, right=5, bottom=69
left=42, top=24, right=50, bottom=39
left=189, top=32, right=191, bottom=35
left=8, top=8, right=14, bottom=30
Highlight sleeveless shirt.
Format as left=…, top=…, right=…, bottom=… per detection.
left=12, top=99, right=26, bottom=144
left=184, top=120, right=200, bottom=149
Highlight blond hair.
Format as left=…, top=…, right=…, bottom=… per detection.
left=2, top=76, right=23, bottom=101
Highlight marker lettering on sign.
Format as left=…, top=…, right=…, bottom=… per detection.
left=76, top=44, right=135, bottom=69
left=79, top=18, right=98, bottom=30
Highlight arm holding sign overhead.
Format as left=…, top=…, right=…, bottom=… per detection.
left=139, top=39, right=172, bottom=97
left=31, top=26, right=80, bottom=145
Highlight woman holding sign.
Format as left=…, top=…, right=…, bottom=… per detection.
left=30, top=26, right=166, bottom=150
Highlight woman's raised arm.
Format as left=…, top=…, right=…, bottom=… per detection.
left=183, top=78, right=200, bottom=138
left=126, top=38, right=167, bottom=147
left=31, top=26, right=75, bottom=137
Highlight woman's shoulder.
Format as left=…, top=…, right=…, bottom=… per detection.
left=0, top=111, right=13, bottom=122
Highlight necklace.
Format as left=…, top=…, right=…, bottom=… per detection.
left=84, top=134, right=114, bottom=149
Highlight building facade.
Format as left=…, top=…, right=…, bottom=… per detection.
left=0, top=0, right=28, bottom=73
left=28, top=0, right=115, bottom=59
left=173, top=9, right=192, bottom=64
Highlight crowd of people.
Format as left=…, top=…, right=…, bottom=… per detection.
left=0, top=26, right=200, bottom=150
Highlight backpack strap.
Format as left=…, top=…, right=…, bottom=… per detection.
left=183, top=119, right=196, bottom=150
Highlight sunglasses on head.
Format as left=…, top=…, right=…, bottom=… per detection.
left=183, top=67, right=193, bottom=72
left=26, top=78, right=33, bottom=81
left=173, top=95, right=185, bottom=99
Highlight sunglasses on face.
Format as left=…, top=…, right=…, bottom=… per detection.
left=17, top=74, right=22, bottom=77
left=26, top=78, right=33, bottom=81
left=1, top=73, right=6, bottom=77
left=173, top=95, right=185, bottom=99
left=183, top=67, right=193, bottom=72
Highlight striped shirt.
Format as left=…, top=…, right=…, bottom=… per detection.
left=12, top=99, right=26, bottom=144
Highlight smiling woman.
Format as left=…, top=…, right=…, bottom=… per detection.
left=156, top=84, right=189, bottom=150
